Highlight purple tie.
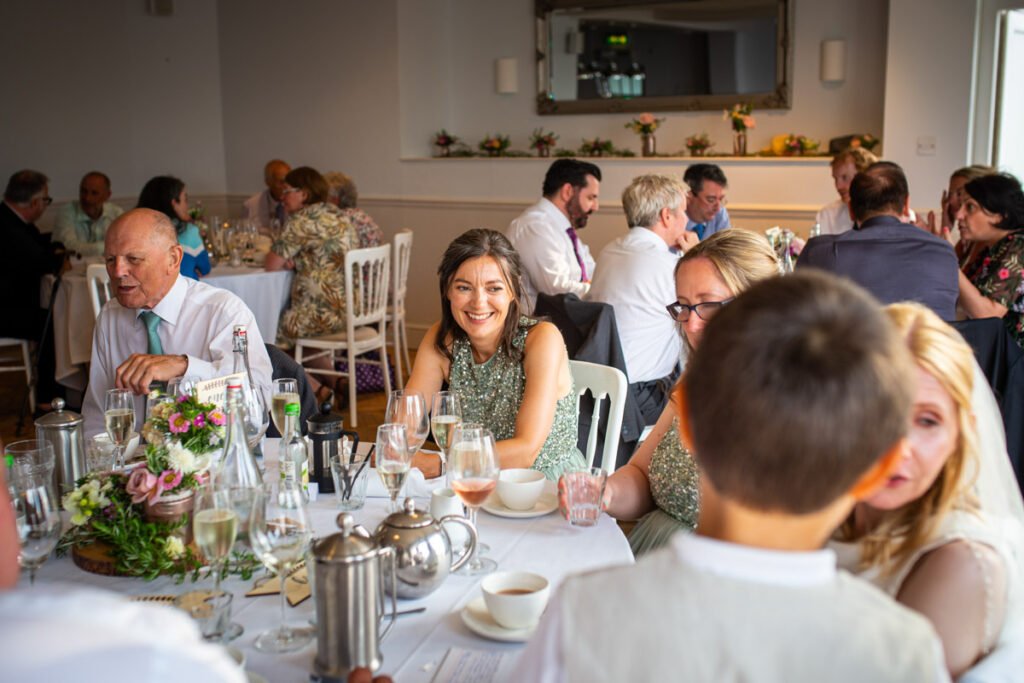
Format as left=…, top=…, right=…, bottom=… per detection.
left=566, top=227, right=588, bottom=282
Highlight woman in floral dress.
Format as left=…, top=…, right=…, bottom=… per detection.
left=948, top=173, right=1024, bottom=348
left=266, top=167, right=357, bottom=401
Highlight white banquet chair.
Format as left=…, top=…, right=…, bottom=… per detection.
left=86, top=263, right=112, bottom=319
left=294, top=245, right=391, bottom=428
left=0, top=338, right=35, bottom=414
left=569, top=360, right=627, bottom=474
left=387, top=230, right=413, bottom=389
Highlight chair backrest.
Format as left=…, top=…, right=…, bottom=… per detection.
left=569, top=360, right=627, bottom=474
left=345, top=245, right=391, bottom=328
left=86, top=264, right=112, bottom=319
left=391, top=229, right=413, bottom=310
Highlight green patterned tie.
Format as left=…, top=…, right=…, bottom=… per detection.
left=140, top=311, right=164, bottom=355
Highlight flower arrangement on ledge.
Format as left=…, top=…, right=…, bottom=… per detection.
left=625, top=112, right=664, bottom=136
left=479, top=134, right=511, bottom=157
left=580, top=137, right=615, bottom=157
left=762, top=133, right=822, bottom=157
left=849, top=133, right=879, bottom=151
left=685, top=133, right=714, bottom=156
left=529, top=128, right=559, bottom=157
left=433, top=129, right=460, bottom=156
left=57, top=394, right=259, bottom=582
left=724, top=103, right=756, bottom=132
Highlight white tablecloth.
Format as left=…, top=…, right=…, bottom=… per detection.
left=45, top=264, right=292, bottom=390
left=26, top=442, right=633, bottom=682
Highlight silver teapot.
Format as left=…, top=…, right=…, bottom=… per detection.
left=312, top=513, right=397, bottom=681
left=34, top=398, right=85, bottom=494
left=373, top=498, right=477, bottom=599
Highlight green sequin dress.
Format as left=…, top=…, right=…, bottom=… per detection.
left=628, top=419, right=700, bottom=557
left=448, top=317, right=585, bottom=481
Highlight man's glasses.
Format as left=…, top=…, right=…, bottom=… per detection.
left=665, top=298, right=734, bottom=322
left=36, top=195, right=53, bottom=206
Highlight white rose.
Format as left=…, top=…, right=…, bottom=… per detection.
left=164, top=536, right=186, bottom=559
left=166, top=442, right=197, bottom=474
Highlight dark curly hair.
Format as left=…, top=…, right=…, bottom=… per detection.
left=963, top=173, right=1024, bottom=232
left=435, top=229, right=528, bottom=362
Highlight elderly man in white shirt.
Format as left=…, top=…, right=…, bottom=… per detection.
left=243, top=158, right=291, bottom=232
left=506, top=159, right=601, bottom=312
left=587, top=174, right=696, bottom=425
left=82, top=208, right=272, bottom=436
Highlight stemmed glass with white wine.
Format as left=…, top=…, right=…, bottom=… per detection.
left=192, top=483, right=243, bottom=641
left=249, top=479, right=314, bottom=653
left=271, top=378, right=300, bottom=436
left=376, top=423, right=411, bottom=512
left=448, top=424, right=499, bottom=575
left=430, top=391, right=462, bottom=479
left=385, top=390, right=428, bottom=462
left=104, top=388, right=135, bottom=469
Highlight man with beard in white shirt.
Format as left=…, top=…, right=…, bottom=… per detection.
left=587, top=174, right=697, bottom=425
left=507, top=159, right=601, bottom=312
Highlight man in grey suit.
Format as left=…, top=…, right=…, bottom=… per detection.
left=796, top=161, right=959, bottom=319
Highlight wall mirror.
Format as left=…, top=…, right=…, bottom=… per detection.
left=536, top=0, right=791, bottom=115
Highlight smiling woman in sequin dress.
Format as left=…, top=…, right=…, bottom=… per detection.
left=404, top=229, right=585, bottom=480
left=602, top=229, right=780, bottom=556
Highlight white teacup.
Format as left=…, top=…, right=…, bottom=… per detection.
left=496, top=469, right=546, bottom=511
left=430, top=487, right=469, bottom=550
left=481, top=571, right=550, bottom=630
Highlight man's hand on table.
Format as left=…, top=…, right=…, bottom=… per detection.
left=115, top=353, right=188, bottom=395
left=412, top=451, right=442, bottom=480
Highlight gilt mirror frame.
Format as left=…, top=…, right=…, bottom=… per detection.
left=535, top=0, right=792, bottom=115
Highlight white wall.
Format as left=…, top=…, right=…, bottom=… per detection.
left=0, top=0, right=227, bottom=211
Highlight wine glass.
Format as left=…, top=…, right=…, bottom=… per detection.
left=249, top=480, right=314, bottom=653
left=167, top=374, right=201, bottom=400
left=271, top=378, right=300, bottom=436
left=192, top=484, right=243, bottom=641
left=10, top=471, right=61, bottom=586
left=386, top=391, right=429, bottom=457
left=448, top=424, right=499, bottom=575
left=104, top=388, right=134, bottom=469
left=376, top=423, right=411, bottom=512
left=430, top=391, right=462, bottom=479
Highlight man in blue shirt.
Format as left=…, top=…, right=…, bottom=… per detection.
left=52, top=171, right=123, bottom=257
left=683, top=163, right=730, bottom=240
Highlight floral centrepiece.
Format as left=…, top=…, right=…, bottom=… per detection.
left=685, top=133, right=714, bottom=156
left=58, top=394, right=257, bottom=581
left=479, top=134, right=511, bottom=157
left=529, top=128, right=559, bottom=157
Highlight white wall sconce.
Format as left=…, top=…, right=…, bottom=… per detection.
left=496, top=58, right=518, bottom=94
left=820, top=40, right=846, bottom=83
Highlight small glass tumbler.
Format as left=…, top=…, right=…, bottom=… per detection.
left=175, top=590, right=234, bottom=641
left=329, top=451, right=371, bottom=511
left=563, top=468, right=608, bottom=527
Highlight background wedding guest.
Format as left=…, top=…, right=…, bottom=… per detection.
left=244, top=158, right=291, bottom=231
left=586, top=174, right=696, bottom=428
left=324, top=171, right=384, bottom=248
left=914, top=164, right=993, bottom=239
left=404, top=229, right=585, bottom=480
left=516, top=272, right=948, bottom=682
left=682, top=163, right=730, bottom=240
left=596, top=229, right=779, bottom=556
left=265, top=166, right=356, bottom=405
left=0, top=169, right=64, bottom=404
left=82, top=208, right=271, bottom=436
left=137, top=175, right=211, bottom=280
left=0, top=467, right=245, bottom=682
left=832, top=303, right=1024, bottom=678
left=797, top=161, right=959, bottom=320
left=939, top=173, right=1024, bottom=348
left=815, top=147, right=878, bottom=235
left=52, top=171, right=123, bottom=257
left=506, top=158, right=601, bottom=312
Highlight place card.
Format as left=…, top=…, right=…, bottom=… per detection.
left=245, top=563, right=311, bottom=606
left=432, top=648, right=506, bottom=683
left=195, top=372, right=249, bottom=408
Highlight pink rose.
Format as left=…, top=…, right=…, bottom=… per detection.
left=125, top=468, right=158, bottom=504
left=168, top=412, right=190, bottom=434
left=153, top=470, right=183, bottom=500
left=742, top=115, right=756, bottom=129
left=999, top=268, right=1010, bottom=280
left=193, top=413, right=206, bottom=429
left=637, top=113, right=655, bottom=125
left=207, top=410, right=225, bottom=427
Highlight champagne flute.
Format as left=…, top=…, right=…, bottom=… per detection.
left=192, top=484, right=243, bottom=641
left=449, top=425, right=499, bottom=575
left=385, top=391, right=429, bottom=457
left=249, top=480, right=314, bottom=653
left=10, top=472, right=61, bottom=585
left=271, top=378, right=300, bottom=436
left=430, top=391, right=462, bottom=479
left=104, top=388, right=134, bottom=469
left=376, top=423, right=411, bottom=512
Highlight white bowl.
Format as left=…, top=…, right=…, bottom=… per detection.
left=481, top=571, right=550, bottom=630
left=496, top=469, right=546, bottom=511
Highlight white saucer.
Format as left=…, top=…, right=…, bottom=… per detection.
left=482, top=491, right=558, bottom=519
left=460, top=597, right=536, bottom=643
